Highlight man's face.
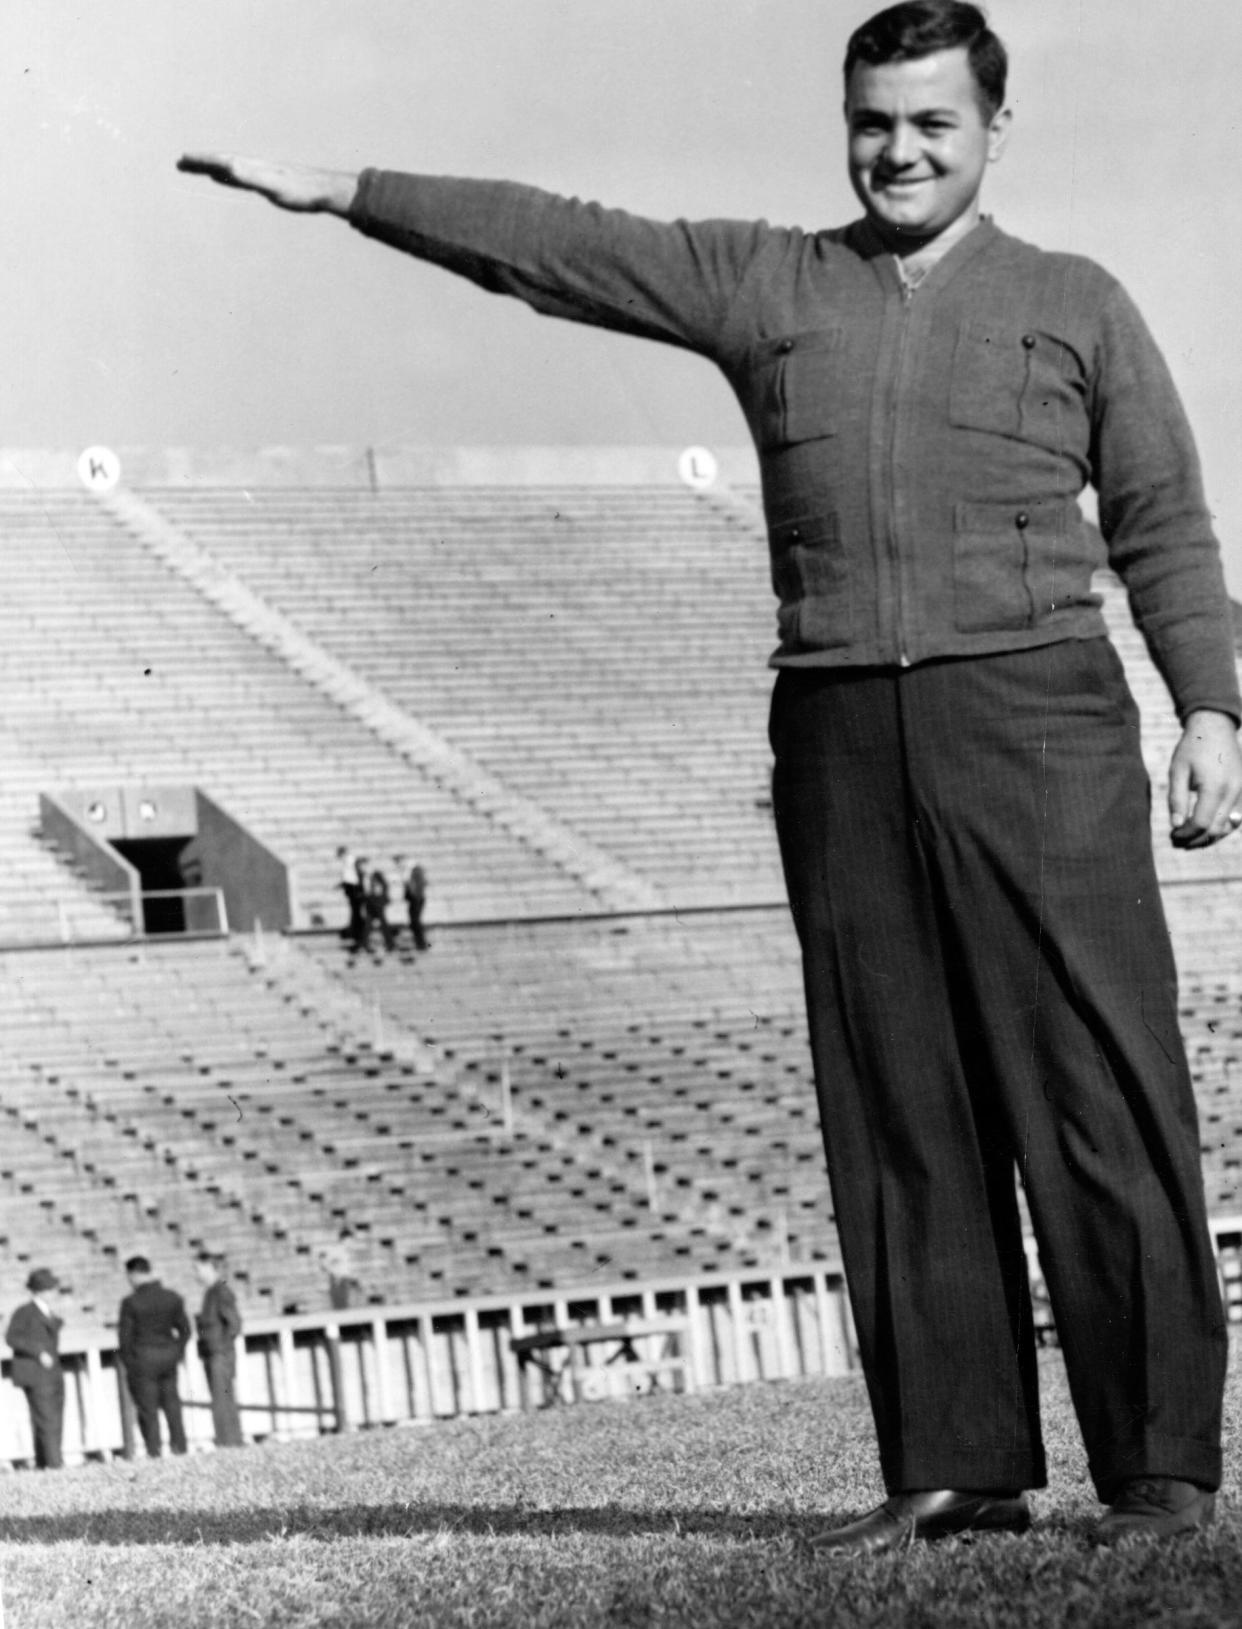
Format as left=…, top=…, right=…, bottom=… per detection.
left=845, top=47, right=1010, bottom=243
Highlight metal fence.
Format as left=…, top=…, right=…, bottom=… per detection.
left=58, top=886, right=229, bottom=941
left=5, top=1227, right=1241, bottom=1468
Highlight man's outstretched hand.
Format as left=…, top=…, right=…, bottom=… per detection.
left=177, top=153, right=359, bottom=216
left=1168, top=709, right=1242, bottom=848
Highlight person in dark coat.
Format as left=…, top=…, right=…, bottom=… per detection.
left=194, top=1254, right=245, bottom=1448
left=5, top=1267, right=66, bottom=1469
left=403, top=862, right=430, bottom=952
left=337, top=844, right=366, bottom=947
left=349, top=855, right=372, bottom=950
left=367, top=866, right=397, bottom=951
left=118, top=1256, right=191, bottom=1457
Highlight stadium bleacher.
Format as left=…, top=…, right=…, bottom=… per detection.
left=0, top=446, right=1238, bottom=1335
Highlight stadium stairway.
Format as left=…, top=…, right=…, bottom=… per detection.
left=131, top=479, right=786, bottom=922
left=101, top=486, right=665, bottom=916
left=0, top=487, right=613, bottom=942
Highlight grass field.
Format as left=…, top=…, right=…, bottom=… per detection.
left=0, top=1350, right=1239, bottom=1628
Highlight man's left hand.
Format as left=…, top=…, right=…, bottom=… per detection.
left=1168, top=709, right=1242, bottom=847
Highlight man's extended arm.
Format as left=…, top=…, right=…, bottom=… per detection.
left=178, top=153, right=771, bottom=360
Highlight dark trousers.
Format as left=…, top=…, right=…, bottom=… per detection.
left=203, top=1348, right=245, bottom=1447
left=21, top=1372, right=64, bottom=1469
left=769, top=640, right=1226, bottom=1500
left=127, top=1352, right=187, bottom=1457
left=342, top=884, right=366, bottom=947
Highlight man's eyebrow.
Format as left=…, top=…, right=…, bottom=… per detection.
left=847, top=103, right=961, bottom=120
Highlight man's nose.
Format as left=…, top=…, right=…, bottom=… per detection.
left=881, top=124, right=919, bottom=168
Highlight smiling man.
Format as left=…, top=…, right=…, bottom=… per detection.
left=846, top=27, right=1009, bottom=259
left=179, top=0, right=1242, bottom=1551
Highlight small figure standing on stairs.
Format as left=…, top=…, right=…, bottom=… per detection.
left=403, top=860, right=430, bottom=952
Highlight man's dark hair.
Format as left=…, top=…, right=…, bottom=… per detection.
left=125, top=1255, right=151, bottom=1275
left=844, top=2, right=1008, bottom=121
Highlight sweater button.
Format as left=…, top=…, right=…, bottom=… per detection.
left=777, top=339, right=794, bottom=354
left=789, top=526, right=801, bottom=540
left=1021, top=333, right=1037, bottom=350
left=1015, top=511, right=1030, bottom=529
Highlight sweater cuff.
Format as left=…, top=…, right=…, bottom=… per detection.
left=348, top=167, right=379, bottom=224
left=1178, top=699, right=1242, bottom=728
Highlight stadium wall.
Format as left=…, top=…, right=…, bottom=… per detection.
left=0, top=445, right=761, bottom=491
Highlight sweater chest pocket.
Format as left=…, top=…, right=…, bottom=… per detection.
left=949, top=323, right=1087, bottom=456
left=751, top=328, right=843, bottom=449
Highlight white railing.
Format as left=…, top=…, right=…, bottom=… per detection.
left=4, top=1228, right=1241, bottom=1468
left=0, top=1264, right=856, bottom=1466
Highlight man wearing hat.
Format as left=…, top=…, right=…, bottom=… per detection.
left=5, top=1268, right=66, bottom=1469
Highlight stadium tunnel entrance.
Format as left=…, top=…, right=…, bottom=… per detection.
left=111, top=834, right=194, bottom=934
left=40, top=783, right=296, bottom=938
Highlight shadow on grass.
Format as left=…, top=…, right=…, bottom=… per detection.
left=0, top=1504, right=786, bottom=1546
left=0, top=1502, right=1102, bottom=1548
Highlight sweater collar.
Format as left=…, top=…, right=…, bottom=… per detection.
left=845, top=214, right=1000, bottom=292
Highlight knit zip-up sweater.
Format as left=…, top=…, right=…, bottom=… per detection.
left=350, top=171, right=1241, bottom=723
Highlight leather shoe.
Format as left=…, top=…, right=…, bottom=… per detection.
left=809, top=1488, right=1031, bottom=1555
left=1092, top=1477, right=1215, bottom=1546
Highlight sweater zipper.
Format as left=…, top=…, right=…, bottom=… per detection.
left=889, top=281, right=915, bottom=667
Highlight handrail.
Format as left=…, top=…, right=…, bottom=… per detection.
left=94, top=886, right=229, bottom=936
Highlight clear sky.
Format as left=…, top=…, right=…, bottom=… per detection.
left=4, top=0, right=1242, bottom=592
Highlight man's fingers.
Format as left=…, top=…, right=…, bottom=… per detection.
left=1194, top=763, right=1242, bottom=843
left=1167, top=753, right=1191, bottom=830
left=177, top=152, right=244, bottom=184
left=1213, top=788, right=1242, bottom=842
left=1167, top=711, right=1242, bottom=846
left=176, top=153, right=284, bottom=197
left=177, top=153, right=280, bottom=196
left=1172, top=784, right=1242, bottom=847
left=176, top=154, right=357, bottom=215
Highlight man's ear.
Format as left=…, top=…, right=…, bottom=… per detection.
left=987, top=106, right=1013, bottom=163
